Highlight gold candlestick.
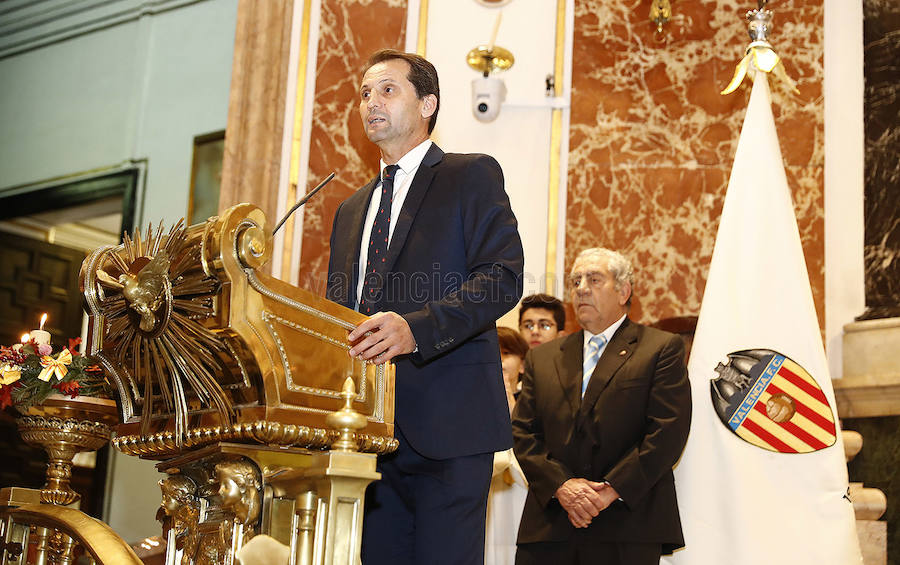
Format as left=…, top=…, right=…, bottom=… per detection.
left=16, top=395, right=119, bottom=505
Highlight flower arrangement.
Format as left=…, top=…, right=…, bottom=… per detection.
left=0, top=337, right=111, bottom=411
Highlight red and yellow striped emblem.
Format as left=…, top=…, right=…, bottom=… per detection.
left=712, top=350, right=836, bottom=454
left=735, top=358, right=835, bottom=453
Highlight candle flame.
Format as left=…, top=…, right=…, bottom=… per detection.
left=39, top=313, right=47, bottom=331
left=21, top=333, right=30, bottom=343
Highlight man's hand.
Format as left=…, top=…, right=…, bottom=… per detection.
left=347, top=312, right=416, bottom=363
left=556, top=479, right=620, bottom=528
left=595, top=482, right=620, bottom=512
left=556, top=478, right=606, bottom=528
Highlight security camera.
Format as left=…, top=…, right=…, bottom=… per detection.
left=471, top=76, right=506, bottom=122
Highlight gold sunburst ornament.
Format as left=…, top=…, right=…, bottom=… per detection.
left=82, top=221, right=235, bottom=444
left=721, top=3, right=799, bottom=96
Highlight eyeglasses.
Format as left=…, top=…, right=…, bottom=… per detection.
left=520, top=320, right=556, bottom=332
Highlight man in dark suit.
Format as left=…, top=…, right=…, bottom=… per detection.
left=512, top=248, right=691, bottom=565
left=325, top=49, right=524, bottom=565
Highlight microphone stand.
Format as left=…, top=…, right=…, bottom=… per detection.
left=272, top=172, right=336, bottom=235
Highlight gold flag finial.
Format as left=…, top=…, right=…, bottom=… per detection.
left=721, top=3, right=799, bottom=95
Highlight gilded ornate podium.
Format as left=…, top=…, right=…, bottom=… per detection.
left=1, top=204, right=396, bottom=565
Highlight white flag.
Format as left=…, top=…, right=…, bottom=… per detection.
left=662, top=74, right=862, bottom=565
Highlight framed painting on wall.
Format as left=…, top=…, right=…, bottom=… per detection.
left=187, top=130, right=225, bottom=226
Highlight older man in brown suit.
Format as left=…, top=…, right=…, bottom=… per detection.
left=511, top=248, right=691, bottom=565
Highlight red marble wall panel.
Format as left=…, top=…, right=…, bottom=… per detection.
left=298, top=0, right=407, bottom=293
left=567, top=0, right=825, bottom=329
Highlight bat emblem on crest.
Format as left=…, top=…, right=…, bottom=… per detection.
left=710, top=349, right=836, bottom=453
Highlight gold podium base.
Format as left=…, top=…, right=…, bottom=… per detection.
left=155, top=442, right=379, bottom=565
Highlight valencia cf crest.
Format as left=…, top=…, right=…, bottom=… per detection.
left=710, top=349, right=836, bottom=453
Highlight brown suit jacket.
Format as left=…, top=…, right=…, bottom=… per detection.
left=511, top=319, right=691, bottom=554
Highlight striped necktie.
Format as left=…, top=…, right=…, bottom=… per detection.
left=582, top=334, right=608, bottom=397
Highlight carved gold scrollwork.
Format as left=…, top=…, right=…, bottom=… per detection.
left=83, top=220, right=239, bottom=444
left=112, top=421, right=397, bottom=459
left=82, top=205, right=396, bottom=464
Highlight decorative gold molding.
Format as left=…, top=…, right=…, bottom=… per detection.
left=544, top=0, right=566, bottom=291
left=416, top=0, right=429, bottom=56
left=282, top=0, right=314, bottom=281
left=288, top=0, right=313, bottom=190
left=113, top=420, right=399, bottom=459
left=263, top=310, right=370, bottom=403
left=552, top=0, right=566, bottom=103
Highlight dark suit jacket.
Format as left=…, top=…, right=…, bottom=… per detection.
left=511, top=319, right=691, bottom=554
left=326, top=143, right=524, bottom=460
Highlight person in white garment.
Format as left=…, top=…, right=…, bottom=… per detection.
left=485, top=326, right=531, bottom=565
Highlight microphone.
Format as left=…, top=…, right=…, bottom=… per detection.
left=272, top=172, right=336, bottom=235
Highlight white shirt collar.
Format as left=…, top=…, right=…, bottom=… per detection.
left=582, top=313, right=627, bottom=350
left=378, top=139, right=432, bottom=179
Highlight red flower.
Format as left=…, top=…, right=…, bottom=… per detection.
left=53, top=381, right=80, bottom=398
left=67, top=337, right=82, bottom=356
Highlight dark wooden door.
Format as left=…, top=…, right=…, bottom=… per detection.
left=0, top=232, right=86, bottom=346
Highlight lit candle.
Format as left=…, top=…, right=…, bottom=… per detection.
left=30, top=314, right=51, bottom=346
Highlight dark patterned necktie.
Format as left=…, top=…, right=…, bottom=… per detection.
left=359, top=164, right=399, bottom=314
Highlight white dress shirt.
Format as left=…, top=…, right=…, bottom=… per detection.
left=582, top=313, right=627, bottom=370
left=355, top=139, right=433, bottom=306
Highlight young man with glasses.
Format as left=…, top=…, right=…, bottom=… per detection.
left=518, top=293, right=566, bottom=348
